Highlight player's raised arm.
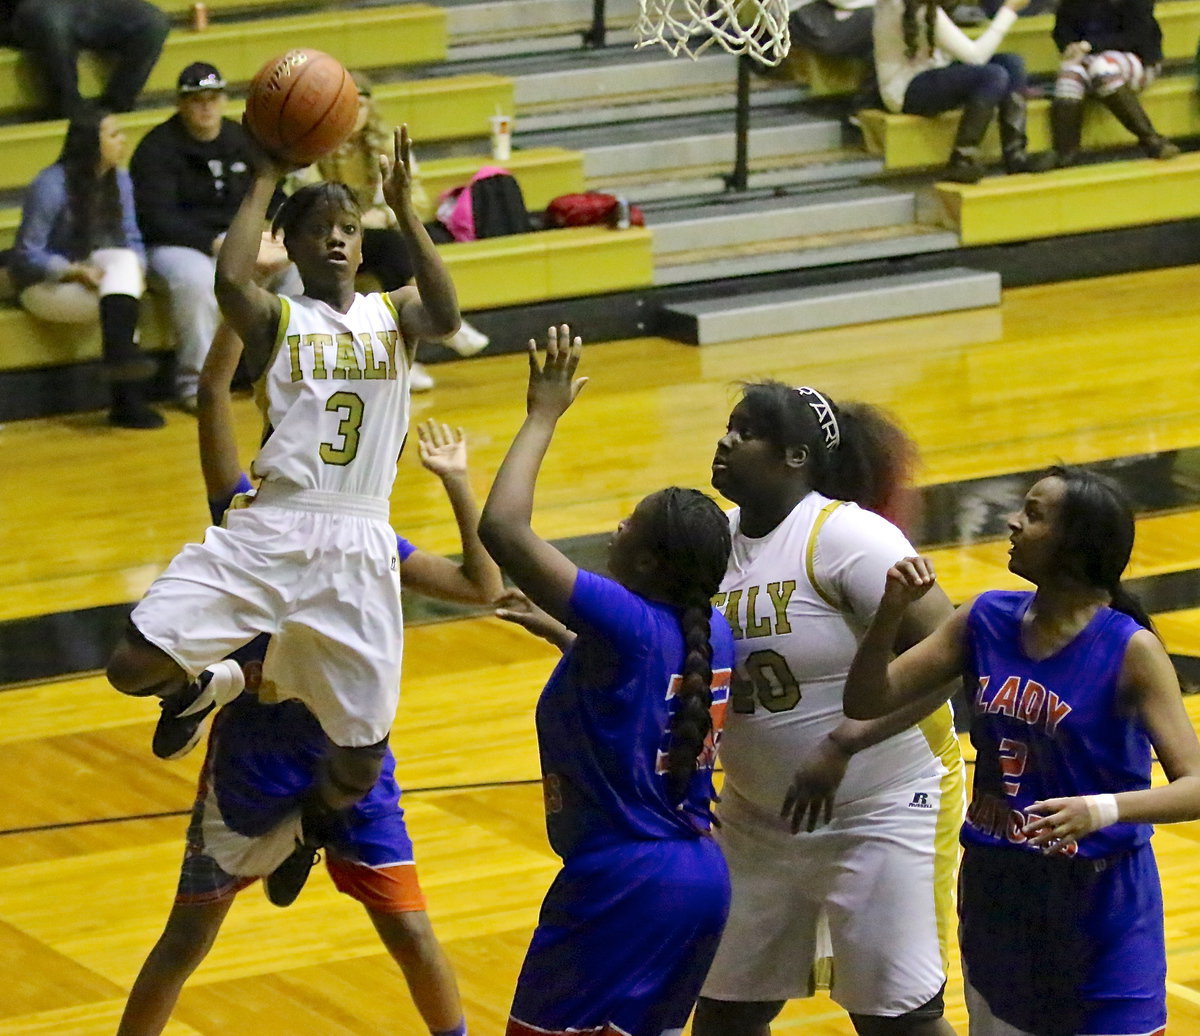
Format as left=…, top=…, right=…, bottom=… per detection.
left=380, top=126, right=460, bottom=348
left=479, top=326, right=587, bottom=622
left=214, top=137, right=286, bottom=377
left=399, top=420, right=504, bottom=605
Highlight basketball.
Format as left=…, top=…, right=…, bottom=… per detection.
left=245, top=49, right=359, bottom=166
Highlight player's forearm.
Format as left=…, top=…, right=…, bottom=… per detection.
left=842, top=603, right=909, bottom=721
left=215, top=174, right=277, bottom=296
left=1114, top=777, right=1200, bottom=826
left=399, top=206, right=459, bottom=339
left=833, top=683, right=955, bottom=755
left=479, top=414, right=556, bottom=561
left=441, top=471, right=504, bottom=603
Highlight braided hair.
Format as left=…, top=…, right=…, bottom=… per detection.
left=638, top=487, right=732, bottom=804
left=58, top=108, right=125, bottom=260
left=736, top=381, right=918, bottom=521
left=1044, top=464, right=1155, bottom=631
left=271, top=181, right=362, bottom=241
left=902, top=0, right=940, bottom=60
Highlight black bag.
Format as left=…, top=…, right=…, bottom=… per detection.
left=469, top=172, right=531, bottom=239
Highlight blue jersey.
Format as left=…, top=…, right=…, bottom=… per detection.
left=535, top=569, right=734, bottom=859
left=961, top=590, right=1153, bottom=859
left=210, top=694, right=403, bottom=838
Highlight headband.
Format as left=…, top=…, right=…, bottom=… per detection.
left=794, top=386, right=840, bottom=452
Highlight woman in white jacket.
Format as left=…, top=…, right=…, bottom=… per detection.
left=873, top=0, right=1051, bottom=181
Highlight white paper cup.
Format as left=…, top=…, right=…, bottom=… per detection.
left=489, top=114, right=512, bottom=161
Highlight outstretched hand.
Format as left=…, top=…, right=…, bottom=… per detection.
left=781, top=735, right=852, bottom=833
left=880, top=556, right=937, bottom=612
left=527, top=324, right=586, bottom=419
left=380, top=125, right=414, bottom=216
left=494, top=588, right=576, bottom=651
left=416, top=419, right=467, bottom=478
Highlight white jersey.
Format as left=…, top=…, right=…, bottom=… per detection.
left=252, top=292, right=411, bottom=500
left=716, top=491, right=952, bottom=813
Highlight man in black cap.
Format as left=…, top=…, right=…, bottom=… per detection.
left=130, top=62, right=298, bottom=411
left=0, top=0, right=168, bottom=118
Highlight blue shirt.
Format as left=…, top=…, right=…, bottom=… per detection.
left=11, top=163, right=145, bottom=289
left=536, top=569, right=734, bottom=859
left=962, top=590, right=1153, bottom=859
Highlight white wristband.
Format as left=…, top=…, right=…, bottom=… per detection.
left=1083, top=793, right=1120, bottom=831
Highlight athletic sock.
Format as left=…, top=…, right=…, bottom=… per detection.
left=430, top=1021, right=467, bottom=1036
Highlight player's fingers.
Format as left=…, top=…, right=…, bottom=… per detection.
left=527, top=337, right=540, bottom=374
left=399, top=124, right=412, bottom=170
left=569, top=377, right=589, bottom=402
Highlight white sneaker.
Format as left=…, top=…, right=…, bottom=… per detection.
left=444, top=320, right=490, bottom=357
left=410, top=362, right=435, bottom=392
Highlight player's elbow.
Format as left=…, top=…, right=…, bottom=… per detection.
left=478, top=511, right=522, bottom=567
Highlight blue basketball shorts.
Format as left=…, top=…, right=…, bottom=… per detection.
left=507, top=836, right=730, bottom=1036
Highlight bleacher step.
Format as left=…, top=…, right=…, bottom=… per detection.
left=571, top=116, right=844, bottom=179
left=657, top=266, right=1001, bottom=343
left=653, top=227, right=960, bottom=285
left=442, top=0, right=639, bottom=46
left=649, top=186, right=920, bottom=254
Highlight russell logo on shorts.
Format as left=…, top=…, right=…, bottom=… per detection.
left=907, top=792, right=933, bottom=809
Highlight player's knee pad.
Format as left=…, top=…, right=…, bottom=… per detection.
left=327, top=738, right=387, bottom=797
left=692, top=996, right=786, bottom=1035
left=848, top=986, right=945, bottom=1036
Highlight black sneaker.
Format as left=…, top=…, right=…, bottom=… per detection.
left=265, top=839, right=322, bottom=907
left=152, top=660, right=245, bottom=760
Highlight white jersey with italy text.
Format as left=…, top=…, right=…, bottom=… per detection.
left=715, top=490, right=951, bottom=815
left=252, top=292, right=411, bottom=500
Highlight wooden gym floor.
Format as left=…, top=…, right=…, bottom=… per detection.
left=4, top=264, right=1200, bottom=1034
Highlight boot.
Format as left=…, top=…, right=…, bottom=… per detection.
left=109, top=382, right=165, bottom=429
left=100, top=294, right=163, bottom=428
left=99, top=293, right=157, bottom=382
left=942, top=100, right=994, bottom=184
left=999, top=91, right=1054, bottom=173
left=1100, top=85, right=1180, bottom=159
left=1050, top=97, right=1084, bottom=167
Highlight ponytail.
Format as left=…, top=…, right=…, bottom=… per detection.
left=809, top=400, right=917, bottom=521
left=1109, top=583, right=1156, bottom=634
left=644, top=487, right=731, bottom=806
left=664, top=593, right=716, bottom=803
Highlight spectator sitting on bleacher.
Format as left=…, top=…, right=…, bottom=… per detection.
left=12, top=107, right=163, bottom=428
left=130, top=62, right=300, bottom=413
left=291, top=69, right=489, bottom=393
left=790, top=0, right=874, bottom=62
left=1050, top=0, right=1178, bottom=164
left=0, top=0, right=168, bottom=120
left=874, top=0, right=1053, bottom=181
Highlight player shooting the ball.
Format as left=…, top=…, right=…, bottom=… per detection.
left=106, top=120, right=460, bottom=906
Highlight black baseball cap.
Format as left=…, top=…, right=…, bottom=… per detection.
left=177, top=62, right=227, bottom=94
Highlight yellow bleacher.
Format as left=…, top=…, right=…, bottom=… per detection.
left=934, top=151, right=1200, bottom=245
left=858, top=75, right=1199, bottom=169
left=0, top=4, right=446, bottom=115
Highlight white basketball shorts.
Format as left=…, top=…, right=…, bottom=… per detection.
left=131, top=487, right=403, bottom=747
left=702, top=772, right=958, bottom=1016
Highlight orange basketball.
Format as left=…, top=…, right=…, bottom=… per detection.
left=245, top=49, right=359, bottom=166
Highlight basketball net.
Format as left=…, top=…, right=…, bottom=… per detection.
left=636, top=0, right=791, bottom=66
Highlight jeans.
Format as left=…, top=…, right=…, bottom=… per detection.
left=10, top=0, right=169, bottom=118
left=902, top=53, right=1026, bottom=116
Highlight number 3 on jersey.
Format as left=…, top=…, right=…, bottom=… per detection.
left=320, top=390, right=365, bottom=465
left=731, top=649, right=801, bottom=714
